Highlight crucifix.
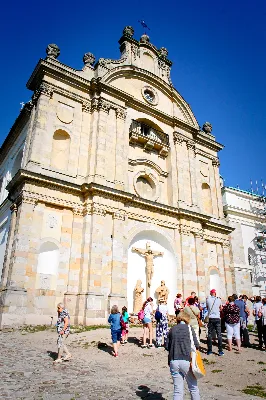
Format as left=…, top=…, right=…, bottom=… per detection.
left=132, top=242, right=164, bottom=298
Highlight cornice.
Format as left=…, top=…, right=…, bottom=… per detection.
left=224, top=204, right=266, bottom=222
left=26, top=58, right=92, bottom=93
left=5, top=169, right=233, bottom=234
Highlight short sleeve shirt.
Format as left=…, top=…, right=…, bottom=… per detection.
left=159, top=304, right=168, bottom=316
left=253, top=302, right=263, bottom=321
left=144, top=304, right=152, bottom=319
left=223, top=303, right=240, bottom=324
left=56, top=308, right=70, bottom=334
left=206, top=296, right=221, bottom=318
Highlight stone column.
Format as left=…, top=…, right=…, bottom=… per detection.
left=179, top=224, right=197, bottom=297
left=94, top=98, right=111, bottom=185
left=212, top=158, right=224, bottom=219
left=194, top=231, right=206, bottom=299
left=222, top=242, right=235, bottom=297
left=27, top=83, right=53, bottom=168
left=108, top=210, right=127, bottom=310
left=0, top=196, right=36, bottom=327
left=173, top=133, right=186, bottom=205
left=1, top=204, right=17, bottom=287
left=85, top=203, right=106, bottom=320
left=216, top=243, right=227, bottom=301
left=64, top=207, right=84, bottom=323
left=114, top=107, right=127, bottom=190
left=187, top=141, right=198, bottom=208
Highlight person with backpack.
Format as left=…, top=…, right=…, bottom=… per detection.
left=234, top=294, right=250, bottom=347
left=141, top=297, right=154, bottom=348
left=155, top=301, right=169, bottom=347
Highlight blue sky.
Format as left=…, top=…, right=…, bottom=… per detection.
left=1, top=0, right=266, bottom=192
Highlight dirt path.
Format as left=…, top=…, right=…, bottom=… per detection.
left=0, top=326, right=265, bottom=399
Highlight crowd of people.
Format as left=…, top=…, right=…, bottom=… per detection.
left=53, top=292, right=266, bottom=399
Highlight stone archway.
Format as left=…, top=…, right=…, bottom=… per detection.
left=127, top=227, right=177, bottom=315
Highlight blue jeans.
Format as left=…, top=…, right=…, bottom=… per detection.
left=207, top=318, right=223, bottom=353
left=170, top=360, right=200, bottom=400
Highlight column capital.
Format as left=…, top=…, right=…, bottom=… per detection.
left=179, top=224, right=192, bottom=236
left=73, top=207, right=84, bottom=217
left=82, top=100, right=91, bottom=113
left=113, top=210, right=126, bottom=220
left=173, top=132, right=184, bottom=145
left=32, top=82, right=53, bottom=104
left=212, top=157, right=220, bottom=167
left=115, top=106, right=126, bottom=120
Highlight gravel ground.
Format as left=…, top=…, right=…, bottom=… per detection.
left=0, top=326, right=265, bottom=400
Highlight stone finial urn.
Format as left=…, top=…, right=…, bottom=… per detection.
left=46, top=44, right=60, bottom=59
left=159, top=47, right=168, bottom=57
left=140, top=34, right=150, bottom=44
left=123, top=26, right=134, bottom=37
left=202, top=122, right=213, bottom=134
left=83, top=52, right=96, bottom=67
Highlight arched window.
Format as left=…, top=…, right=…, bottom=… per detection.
left=11, top=149, right=23, bottom=178
left=51, top=129, right=70, bottom=170
left=202, top=183, right=212, bottom=215
left=37, top=241, right=59, bottom=275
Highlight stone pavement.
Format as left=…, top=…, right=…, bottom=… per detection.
left=0, top=327, right=265, bottom=399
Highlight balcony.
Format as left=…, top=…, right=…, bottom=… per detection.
left=129, top=120, right=170, bottom=157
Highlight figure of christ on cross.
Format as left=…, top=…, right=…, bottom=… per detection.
left=132, top=242, right=164, bottom=298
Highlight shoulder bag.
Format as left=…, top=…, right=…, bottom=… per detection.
left=188, top=325, right=206, bottom=379
left=204, top=297, right=217, bottom=323
left=189, top=306, right=204, bottom=328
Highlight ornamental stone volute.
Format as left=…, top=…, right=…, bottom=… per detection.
left=83, top=52, right=96, bottom=67
left=123, top=26, right=134, bottom=38
left=46, top=44, right=60, bottom=59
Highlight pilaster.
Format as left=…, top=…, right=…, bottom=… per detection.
left=94, top=99, right=111, bottom=185
left=114, top=107, right=127, bottom=190
left=173, top=133, right=186, bottom=205
left=187, top=141, right=198, bottom=208
left=212, top=158, right=224, bottom=219
left=194, top=231, right=206, bottom=298
left=108, top=210, right=127, bottom=310
left=179, top=224, right=197, bottom=297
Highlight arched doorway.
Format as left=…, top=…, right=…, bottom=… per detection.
left=127, top=230, right=177, bottom=314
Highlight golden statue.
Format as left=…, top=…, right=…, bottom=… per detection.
left=156, top=280, right=169, bottom=304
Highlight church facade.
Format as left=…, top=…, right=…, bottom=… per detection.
left=0, top=27, right=234, bottom=327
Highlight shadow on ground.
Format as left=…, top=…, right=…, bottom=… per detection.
left=136, top=385, right=166, bottom=399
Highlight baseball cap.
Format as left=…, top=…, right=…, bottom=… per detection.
left=210, top=289, right=216, bottom=294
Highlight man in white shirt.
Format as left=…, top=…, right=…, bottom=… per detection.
left=253, top=296, right=263, bottom=349
left=206, top=289, right=224, bottom=356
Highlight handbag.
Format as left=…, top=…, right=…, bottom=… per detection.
left=188, top=325, right=206, bottom=379
left=204, top=297, right=217, bottom=323
left=189, top=306, right=204, bottom=328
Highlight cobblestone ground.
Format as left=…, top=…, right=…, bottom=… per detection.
left=0, top=327, right=265, bottom=400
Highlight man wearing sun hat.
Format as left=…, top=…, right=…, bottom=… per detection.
left=206, top=289, right=224, bottom=356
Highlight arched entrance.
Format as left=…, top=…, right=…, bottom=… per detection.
left=127, top=229, right=177, bottom=314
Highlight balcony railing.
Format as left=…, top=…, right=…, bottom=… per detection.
left=129, top=120, right=169, bottom=157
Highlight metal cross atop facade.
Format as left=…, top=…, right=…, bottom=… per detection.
left=138, top=20, right=150, bottom=34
